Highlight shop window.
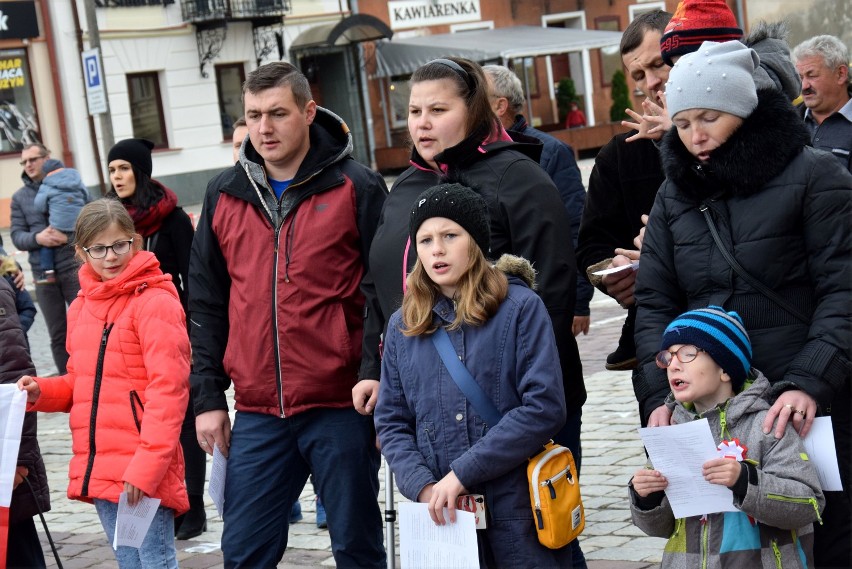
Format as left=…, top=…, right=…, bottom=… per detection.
left=629, top=2, right=666, bottom=21
left=595, top=16, right=622, bottom=87
left=517, top=57, right=539, bottom=98
left=0, top=49, right=41, bottom=155
left=127, top=72, right=168, bottom=148
left=388, top=77, right=411, bottom=129
left=216, top=63, right=245, bottom=140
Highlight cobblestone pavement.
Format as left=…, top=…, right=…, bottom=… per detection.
left=3, top=161, right=665, bottom=568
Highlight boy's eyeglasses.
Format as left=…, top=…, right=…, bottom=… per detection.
left=656, top=345, right=705, bottom=368
left=83, top=239, right=134, bottom=259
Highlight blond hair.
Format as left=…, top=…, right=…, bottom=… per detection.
left=1, top=255, right=18, bottom=275
left=401, top=239, right=508, bottom=336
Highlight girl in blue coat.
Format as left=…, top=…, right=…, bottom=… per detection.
left=374, top=183, right=572, bottom=567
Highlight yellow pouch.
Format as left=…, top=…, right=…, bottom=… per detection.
left=527, top=441, right=585, bottom=549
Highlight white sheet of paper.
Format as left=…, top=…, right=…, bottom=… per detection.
left=591, top=261, right=640, bottom=276
left=399, top=502, right=479, bottom=569
left=113, top=493, right=161, bottom=549
left=208, top=445, right=226, bottom=517
left=639, top=419, right=737, bottom=518
left=803, top=416, right=843, bottom=491
left=0, top=385, right=27, bottom=507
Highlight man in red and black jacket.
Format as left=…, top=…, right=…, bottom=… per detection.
left=189, top=61, right=387, bottom=568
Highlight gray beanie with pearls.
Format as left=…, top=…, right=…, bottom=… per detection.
left=665, top=40, right=760, bottom=119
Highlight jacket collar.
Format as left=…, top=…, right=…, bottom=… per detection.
left=671, top=371, right=771, bottom=426
left=237, top=106, right=352, bottom=195
left=408, top=120, right=543, bottom=175
left=78, top=251, right=175, bottom=300
left=224, top=107, right=351, bottom=226
left=659, top=88, right=810, bottom=202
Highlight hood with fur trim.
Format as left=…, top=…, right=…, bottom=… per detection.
left=659, top=88, right=810, bottom=202
left=494, top=254, right=536, bottom=289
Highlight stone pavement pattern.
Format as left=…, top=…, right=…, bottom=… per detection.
left=4, top=161, right=666, bottom=567
left=22, top=293, right=664, bottom=569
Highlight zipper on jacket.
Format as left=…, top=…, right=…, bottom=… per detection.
left=766, top=494, right=823, bottom=525
left=771, top=538, right=783, bottom=569
left=701, top=515, right=708, bottom=569
left=129, top=391, right=144, bottom=433
left=81, top=323, right=114, bottom=498
left=718, top=407, right=730, bottom=440
left=282, top=208, right=298, bottom=282
left=272, top=219, right=286, bottom=418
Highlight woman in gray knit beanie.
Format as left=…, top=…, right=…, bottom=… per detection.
left=633, top=40, right=852, bottom=568
left=664, top=40, right=759, bottom=162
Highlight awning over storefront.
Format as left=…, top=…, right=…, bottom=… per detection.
left=291, top=14, right=393, bottom=50
left=374, top=25, right=623, bottom=77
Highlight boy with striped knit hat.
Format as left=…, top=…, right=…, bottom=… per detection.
left=628, top=306, right=824, bottom=568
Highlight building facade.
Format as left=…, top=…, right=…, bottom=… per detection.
left=0, top=0, right=360, bottom=224
left=4, top=0, right=839, bottom=223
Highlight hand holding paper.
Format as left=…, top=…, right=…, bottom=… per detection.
left=113, top=492, right=161, bottom=549
left=15, top=376, right=40, bottom=404
left=208, top=445, right=226, bottom=517
left=638, top=419, right=738, bottom=518
left=399, top=502, right=478, bottom=569
left=591, top=261, right=640, bottom=276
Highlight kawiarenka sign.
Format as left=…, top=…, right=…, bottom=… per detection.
left=388, top=0, right=481, bottom=30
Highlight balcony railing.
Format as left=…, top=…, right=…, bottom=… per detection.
left=180, top=0, right=289, bottom=24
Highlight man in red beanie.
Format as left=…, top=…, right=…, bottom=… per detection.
left=624, top=0, right=800, bottom=143
left=659, top=0, right=743, bottom=66
left=660, top=0, right=799, bottom=98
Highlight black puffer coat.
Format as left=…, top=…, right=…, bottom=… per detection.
left=633, top=88, right=852, bottom=421
left=0, top=277, right=50, bottom=523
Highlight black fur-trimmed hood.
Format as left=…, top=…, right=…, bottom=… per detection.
left=659, top=88, right=810, bottom=202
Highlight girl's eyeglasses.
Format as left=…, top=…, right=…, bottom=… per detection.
left=82, top=238, right=134, bottom=259
left=656, top=345, right=705, bottom=368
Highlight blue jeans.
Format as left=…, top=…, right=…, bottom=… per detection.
left=39, top=247, right=55, bottom=272
left=94, top=499, right=178, bottom=569
left=554, top=407, right=587, bottom=569
left=222, top=408, right=386, bottom=568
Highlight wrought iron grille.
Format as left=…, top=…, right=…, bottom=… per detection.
left=180, top=0, right=289, bottom=23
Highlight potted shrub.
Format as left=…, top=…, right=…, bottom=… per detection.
left=609, top=69, right=632, bottom=122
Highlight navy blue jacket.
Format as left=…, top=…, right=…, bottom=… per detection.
left=376, top=264, right=570, bottom=566
left=509, top=115, right=593, bottom=316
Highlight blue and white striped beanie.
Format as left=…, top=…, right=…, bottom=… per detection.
left=660, top=306, right=752, bottom=389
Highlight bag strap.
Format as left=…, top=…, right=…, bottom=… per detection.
left=431, top=327, right=503, bottom=426
left=699, top=203, right=810, bottom=324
